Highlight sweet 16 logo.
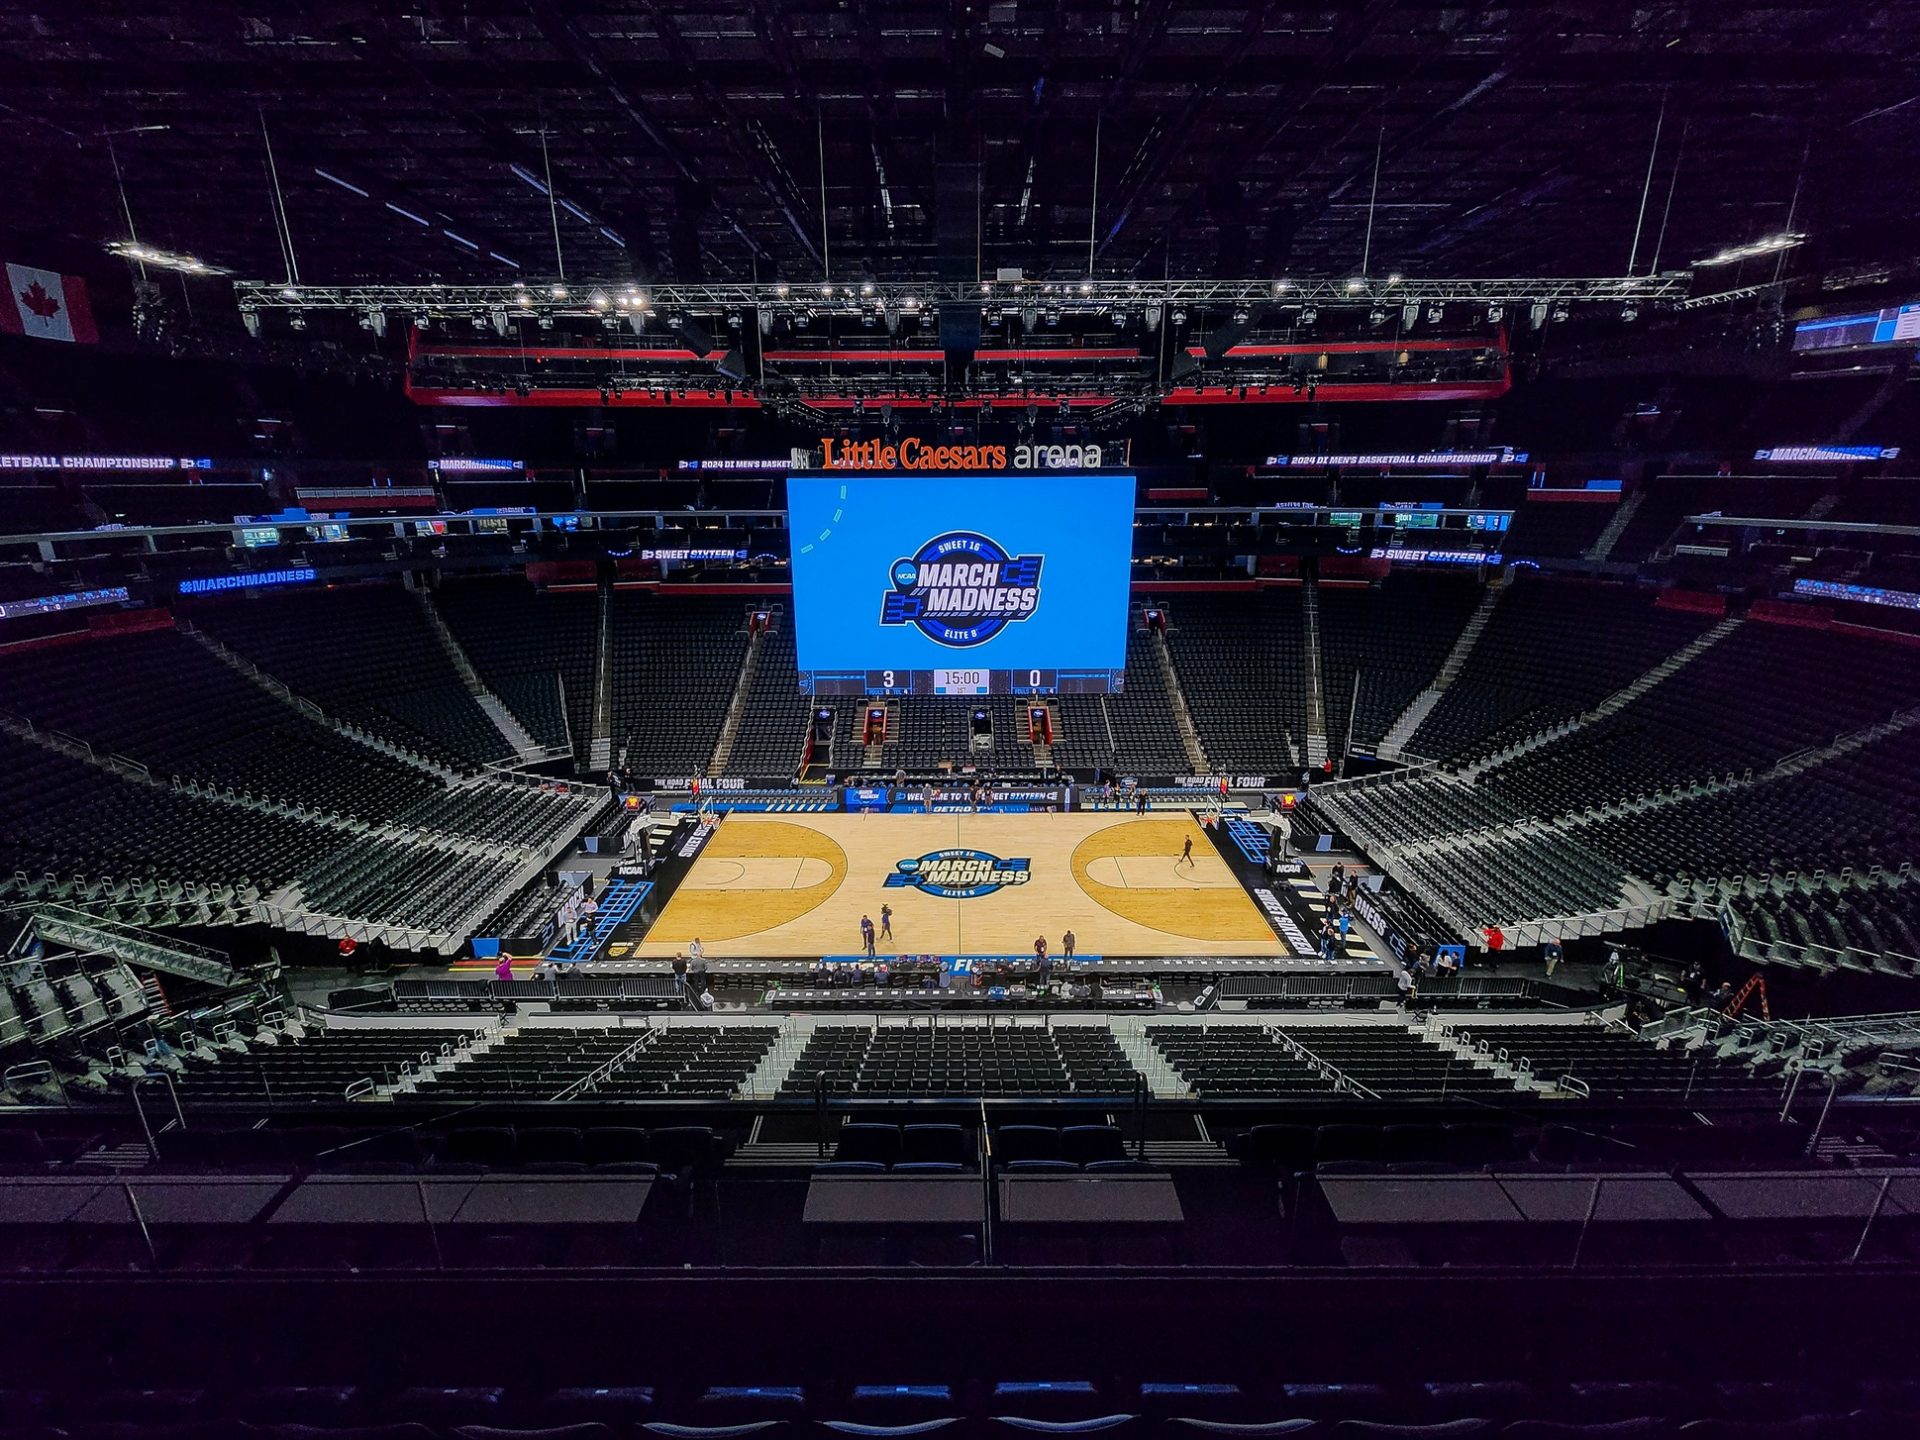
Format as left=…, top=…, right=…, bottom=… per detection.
left=885, top=849, right=1033, bottom=899
left=880, top=531, right=1043, bottom=647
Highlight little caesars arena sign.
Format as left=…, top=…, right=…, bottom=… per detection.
left=817, top=438, right=1107, bottom=471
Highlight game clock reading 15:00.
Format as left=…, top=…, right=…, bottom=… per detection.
left=787, top=473, right=1135, bottom=695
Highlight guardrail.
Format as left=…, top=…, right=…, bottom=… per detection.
left=1266, top=1025, right=1382, bottom=1100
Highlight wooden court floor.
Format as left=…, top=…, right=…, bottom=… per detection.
left=630, top=812, right=1285, bottom=958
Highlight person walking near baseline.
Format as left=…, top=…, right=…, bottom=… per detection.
left=879, top=903, right=894, bottom=946
left=1179, top=834, right=1195, bottom=869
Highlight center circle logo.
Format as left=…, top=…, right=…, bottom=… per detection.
left=883, top=849, right=1032, bottom=899
left=878, top=530, right=1045, bottom=648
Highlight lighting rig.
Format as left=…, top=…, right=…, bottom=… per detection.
left=236, top=274, right=1687, bottom=329
left=237, top=274, right=1693, bottom=413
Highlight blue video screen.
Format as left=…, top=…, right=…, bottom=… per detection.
left=788, top=473, right=1135, bottom=695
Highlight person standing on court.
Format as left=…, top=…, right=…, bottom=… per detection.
left=879, top=903, right=894, bottom=945
left=1062, top=929, right=1075, bottom=961
left=577, top=890, right=599, bottom=952
left=1034, top=934, right=1048, bottom=967
left=687, top=936, right=704, bottom=975
left=1179, top=834, right=1195, bottom=868
left=861, top=914, right=877, bottom=958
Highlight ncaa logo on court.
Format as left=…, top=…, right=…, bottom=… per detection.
left=885, top=849, right=1032, bottom=900
left=880, top=531, right=1044, bottom=648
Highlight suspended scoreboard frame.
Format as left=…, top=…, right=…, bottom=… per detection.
left=801, top=666, right=1124, bottom=697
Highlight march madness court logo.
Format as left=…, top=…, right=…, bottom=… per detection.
left=880, top=531, right=1044, bottom=647
left=885, top=849, right=1033, bottom=900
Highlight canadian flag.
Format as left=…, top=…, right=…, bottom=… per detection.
left=0, top=263, right=98, bottom=343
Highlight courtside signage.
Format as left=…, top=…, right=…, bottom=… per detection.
left=1252, top=886, right=1317, bottom=957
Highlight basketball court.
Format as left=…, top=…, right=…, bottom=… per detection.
left=624, top=811, right=1286, bottom=958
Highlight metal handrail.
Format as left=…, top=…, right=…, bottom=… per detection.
left=129, top=1071, right=185, bottom=1158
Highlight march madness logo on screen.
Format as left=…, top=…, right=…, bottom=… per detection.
left=880, top=530, right=1044, bottom=647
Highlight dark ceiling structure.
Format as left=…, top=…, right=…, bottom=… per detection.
left=2, top=1, right=1916, bottom=293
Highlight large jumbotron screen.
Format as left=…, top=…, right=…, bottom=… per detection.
left=788, top=473, right=1135, bottom=695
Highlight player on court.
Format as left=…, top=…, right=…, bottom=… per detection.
left=1179, top=834, right=1196, bottom=868
left=860, top=914, right=877, bottom=958
left=879, top=904, right=894, bottom=945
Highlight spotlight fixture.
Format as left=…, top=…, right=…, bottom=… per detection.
left=1387, top=273, right=1403, bottom=285
left=1368, top=308, right=1387, bottom=326
left=1345, top=279, right=1365, bottom=292
left=1551, top=303, right=1570, bottom=323
left=1693, top=232, right=1805, bottom=267
left=514, top=291, right=533, bottom=307
left=288, top=312, right=306, bottom=331
left=1299, top=306, right=1317, bottom=325
left=106, top=240, right=229, bottom=276
left=589, top=289, right=610, bottom=310
left=1232, top=308, right=1249, bottom=325
left=1425, top=305, right=1443, bottom=324
left=1621, top=304, right=1639, bottom=322
left=549, top=284, right=568, bottom=299
left=1272, top=280, right=1291, bottom=294
left=279, top=285, right=300, bottom=301
left=1169, top=309, right=1186, bottom=325
left=1486, top=304, right=1504, bottom=324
